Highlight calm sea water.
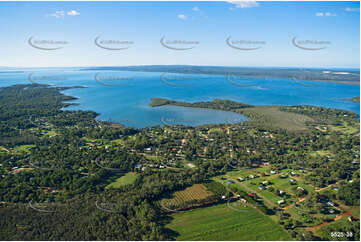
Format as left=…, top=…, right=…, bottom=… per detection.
left=0, top=68, right=359, bottom=128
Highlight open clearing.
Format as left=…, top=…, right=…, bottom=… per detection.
left=106, top=172, right=139, bottom=189
left=240, top=106, right=314, bottom=131
left=166, top=202, right=291, bottom=241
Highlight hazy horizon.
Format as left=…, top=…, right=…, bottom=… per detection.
left=1, top=64, right=360, bottom=70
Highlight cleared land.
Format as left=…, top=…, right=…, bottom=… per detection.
left=106, top=172, right=139, bottom=189
left=161, top=184, right=213, bottom=209
left=240, top=106, right=314, bottom=131
left=166, top=202, right=291, bottom=241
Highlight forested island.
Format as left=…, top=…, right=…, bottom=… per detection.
left=83, top=65, right=360, bottom=85
left=0, top=84, right=359, bottom=241
left=150, top=98, right=253, bottom=110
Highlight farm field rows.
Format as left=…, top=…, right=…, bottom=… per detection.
left=166, top=202, right=291, bottom=241
left=161, top=184, right=214, bottom=209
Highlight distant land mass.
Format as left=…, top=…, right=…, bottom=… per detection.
left=349, top=96, right=360, bottom=103
left=82, top=65, right=360, bottom=85
left=149, top=98, right=253, bottom=110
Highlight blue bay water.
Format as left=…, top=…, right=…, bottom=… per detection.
left=0, top=68, right=359, bottom=128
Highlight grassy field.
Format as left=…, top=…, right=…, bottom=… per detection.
left=166, top=202, right=291, bottom=241
left=240, top=106, right=314, bottom=131
left=15, top=144, right=35, bottom=153
left=267, top=174, right=314, bottom=195
left=219, top=168, right=311, bottom=206
left=351, top=207, right=360, bottom=218
left=327, top=121, right=360, bottom=135
left=161, top=184, right=213, bottom=209
left=143, top=154, right=162, bottom=162
left=41, top=130, right=57, bottom=137
left=106, top=172, right=139, bottom=189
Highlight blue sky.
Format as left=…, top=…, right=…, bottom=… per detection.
left=0, top=1, right=359, bottom=68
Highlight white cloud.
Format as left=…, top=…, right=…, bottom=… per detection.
left=192, top=6, right=199, bottom=12
left=48, top=10, right=65, bottom=18
left=315, top=12, right=336, bottom=17
left=67, top=10, right=80, bottom=16
left=226, top=1, right=259, bottom=9
left=178, top=14, right=187, bottom=20
left=47, top=10, right=80, bottom=18
left=345, top=7, right=360, bottom=12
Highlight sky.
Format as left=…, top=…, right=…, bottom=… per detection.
left=0, top=1, right=359, bottom=68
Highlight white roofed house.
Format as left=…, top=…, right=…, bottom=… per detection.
left=327, top=201, right=334, bottom=207
left=277, top=199, right=285, bottom=205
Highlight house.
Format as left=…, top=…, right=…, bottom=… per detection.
left=248, top=193, right=255, bottom=197
left=258, top=185, right=266, bottom=190
left=238, top=177, right=244, bottom=182
left=297, top=187, right=304, bottom=191
left=348, top=216, right=354, bottom=222
left=270, top=170, right=276, bottom=174
left=279, top=190, right=285, bottom=195
left=280, top=174, right=288, bottom=178
left=249, top=175, right=255, bottom=179
left=145, top=147, right=152, bottom=151
left=289, top=178, right=296, bottom=183
left=329, top=209, right=335, bottom=214
left=291, top=172, right=297, bottom=176
left=327, top=201, right=335, bottom=206
left=221, top=195, right=226, bottom=199
left=333, top=187, right=339, bottom=191
left=226, top=180, right=235, bottom=184
left=262, top=181, right=269, bottom=185
left=277, top=200, right=285, bottom=205
left=159, top=165, right=165, bottom=169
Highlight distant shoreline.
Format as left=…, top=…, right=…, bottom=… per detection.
left=82, top=65, right=360, bottom=86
